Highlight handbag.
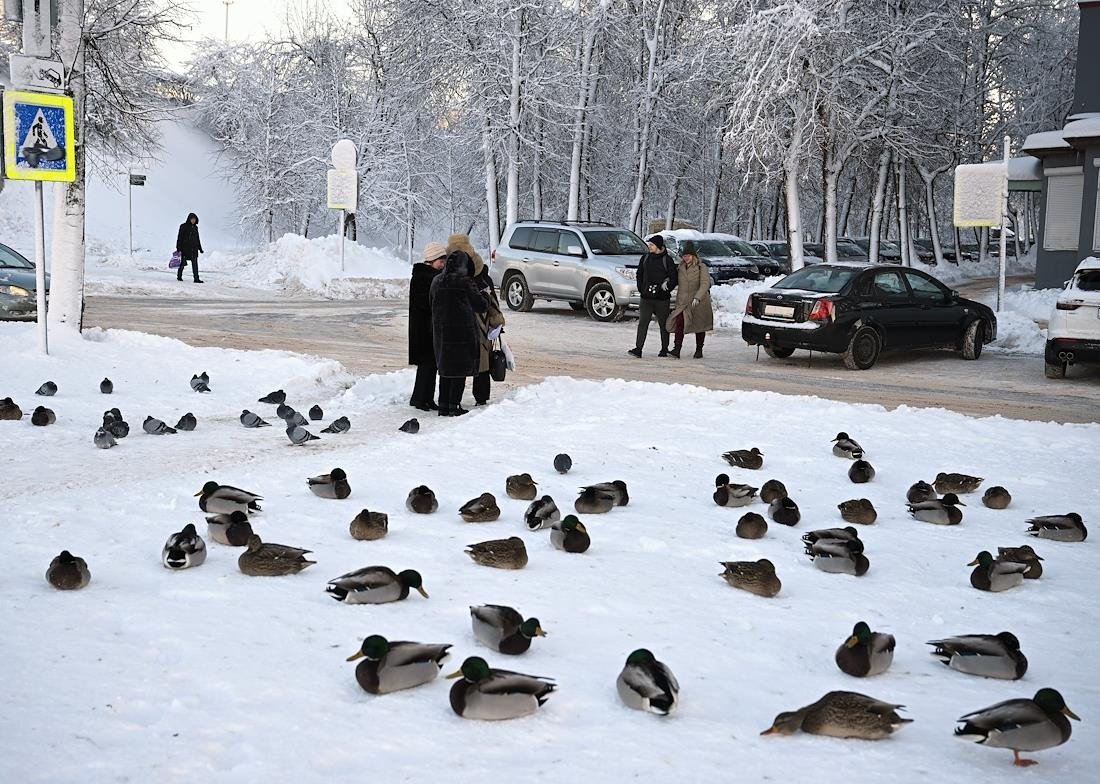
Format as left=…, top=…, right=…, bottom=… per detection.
left=490, top=338, right=507, bottom=382
left=169, top=250, right=182, bottom=269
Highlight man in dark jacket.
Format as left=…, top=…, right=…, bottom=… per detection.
left=430, top=250, right=488, bottom=417
left=175, top=213, right=204, bottom=283
left=409, top=242, right=447, bottom=410
left=628, top=235, right=678, bottom=357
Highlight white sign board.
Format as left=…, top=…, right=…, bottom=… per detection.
left=331, top=139, right=356, bottom=170
left=953, top=162, right=1006, bottom=228
left=8, top=53, right=65, bottom=93
left=327, top=169, right=357, bottom=210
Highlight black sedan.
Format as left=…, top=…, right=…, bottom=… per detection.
left=741, top=263, right=996, bottom=369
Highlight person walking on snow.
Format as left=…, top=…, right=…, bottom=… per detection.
left=408, top=242, right=447, bottom=410
left=665, top=240, right=714, bottom=358
left=628, top=234, right=678, bottom=358
left=175, top=213, right=204, bottom=283
left=430, top=250, right=488, bottom=417
left=447, top=233, right=505, bottom=406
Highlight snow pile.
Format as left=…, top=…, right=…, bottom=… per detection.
left=979, top=285, right=1059, bottom=355
left=710, top=276, right=783, bottom=328
left=916, top=249, right=1035, bottom=286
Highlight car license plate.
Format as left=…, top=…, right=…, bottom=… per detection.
left=763, top=304, right=796, bottom=319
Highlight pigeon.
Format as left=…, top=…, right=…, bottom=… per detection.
left=35, top=381, right=57, bottom=396
left=103, top=407, right=123, bottom=423
left=258, top=389, right=286, bottom=405
left=275, top=403, right=293, bottom=420
left=553, top=453, right=572, bottom=474
left=143, top=416, right=176, bottom=435
left=0, top=397, right=23, bottom=420
left=308, top=405, right=323, bottom=421
left=524, top=496, right=561, bottom=531
left=161, top=523, right=207, bottom=570
left=175, top=412, right=197, bottom=431
left=286, top=424, right=320, bottom=445
left=104, top=419, right=130, bottom=439
left=283, top=410, right=308, bottom=428
left=240, top=410, right=270, bottom=428
left=321, top=416, right=350, bottom=434
left=93, top=427, right=117, bottom=449
left=100, top=378, right=113, bottom=394
left=31, top=406, right=56, bottom=426
left=308, top=468, right=351, bottom=499
left=190, top=372, right=211, bottom=393
left=399, top=418, right=419, bottom=434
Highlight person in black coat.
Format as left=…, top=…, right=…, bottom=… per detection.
left=430, top=249, right=488, bottom=417
left=628, top=235, right=678, bottom=357
left=409, top=242, right=447, bottom=410
left=175, top=213, right=204, bottom=283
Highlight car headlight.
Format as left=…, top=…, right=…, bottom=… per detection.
left=615, top=267, right=636, bottom=281
left=0, top=284, right=32, bottom=298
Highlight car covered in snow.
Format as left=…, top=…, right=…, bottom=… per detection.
left=0, top=242, right=49, bottom=322
left=741, top=262, right=996, bottom=370
left=1044, top=257, right=1100, bottom=379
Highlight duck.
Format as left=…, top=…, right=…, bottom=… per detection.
left=927, top=632, right=1028, bottom=680
left=524, top=496, right=560, bottom=530
left=325, top=566, right=428, bottom=603
left=997, top=545, right=1043, bottom=579
left=806, top=539, right=870, bottom=576
left=759, top=478, right=787, bottom=503
left=46, top=550, right=90, bottom=590
left=722, top=447, right=764, bottom=470
left=908, top=493, right=965, bottom=525
left=346, top=635, right=451, bottom=695
left=762, top=691, right=911, bottom=739
left=551, top=515, right=590, bottom=553
left=553, top=453, right=572, bottom=474
left=831, top=432, right=864, bottom=459
left=406, top=485, right=438, bottom=514
left=31, top=406, right=56, bottom=426
left=466, top=537, right=528, bottom=569
left=906, top=480, right=937, bottom=504
left=349, top=509, right=389, bottom=541
left=470, top=604, right=546, bottom=654
left=983, top=486, right=1012, bottom=509
left=161, top=523, right=207, bottom=569
left=617, top=649, right=679, bottom=715
left=955, top=688, right=1079, bottom=767
left=588, top=480, right=629, bottom=506
left=835, top=622, right=895, bottom=677
left=308, top=468, right=351, bottom=499
left=969, top=550, right=1027, bottom=592
left=714, top=474, right=758, bottom=507
left=506, top=473, right=538, bottom=501
left=206, top=510, right=253, bottom=546
left=719, top=559, right=781, bottom=597
left=768, top=496, right=800, bottom=526
left=736, top=512, right=768, bottom=539
left=575, top=486, right=616, bottom=514
left=100, top=377, right=113, bottom=394
left=848, top=460, right=875, bottom=484
left=238, top=535, right=315, bottom=576
left=1026, top=513, right=1086, bottom=542
left=0, top=397, right=23, bottom=420
left=196, top=482, right=262, bottom=516
left=935, top=472, right=983, bottom=494
left=802, top=527, right=864, bottom=552
left=460, top=492, right=501, bottom=522
left=446, top=656, right=556, bottom=720
left=839, top=499, right=877, bottom=525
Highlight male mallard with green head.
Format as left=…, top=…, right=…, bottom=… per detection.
left=955, top=687, right=1079, bottom=766
left=446, top=656, right=556, bottom=720
left=346, top=635, right=451, bottom=695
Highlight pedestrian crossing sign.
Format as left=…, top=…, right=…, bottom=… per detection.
left=3, top=89, right=76, bottom=182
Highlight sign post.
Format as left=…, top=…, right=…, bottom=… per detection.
left=128, top=171, right=146, bottom=257
left=328, top=139, right=358, bottom=272
left=953, top=152, right=1010, bottom=313
left=998, top=136, right=1010, bottom=313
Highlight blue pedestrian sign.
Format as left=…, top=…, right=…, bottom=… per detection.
left=2, top=89, right=76, bottom=182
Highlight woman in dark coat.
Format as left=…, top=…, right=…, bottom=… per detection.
left=430, top=250, right=488, bottom=417
left=175, top=213, right=204, bottom=283
left=447, top=233, right=505, bottom=406
left=408, top=242, right=447, bottom=410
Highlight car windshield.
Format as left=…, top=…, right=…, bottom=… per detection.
left=0, top=244, right=34, bottom=269
left=1076, top=270, right=1100, bottom=291
left=836, top=242, right=864, bottom=257
left=773, top=266, right=859, bottom=293
left=583, top=230, right=647, bottom=255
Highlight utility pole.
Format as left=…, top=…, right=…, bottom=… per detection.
left=223, top=0, right=232, bottom=41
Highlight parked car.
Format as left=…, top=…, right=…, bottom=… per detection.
left=804, top=241, right=869, bottom=264
left=752, top=240, right=823, bottom=271
left=841, top=236, right=902, bottom=262
left=656, top=233, right=766, bottom=283
left=0, top=242, right=50, bottom=321
left=741, top=262, right=996, bottom=370
left=711, top=236, right=785, bottom=277
left=912, top=238, right=943, bottom=265
left=1044, top=257, right=1100, bottom=379
left=490, top=221, right=648, bottom=322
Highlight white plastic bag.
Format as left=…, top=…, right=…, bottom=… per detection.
left=501, top=337, right=516, bottom=371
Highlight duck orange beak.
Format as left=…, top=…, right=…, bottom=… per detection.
left=444, top=669, right=463, bottom=679
left=346, top=651, right=365, bottom=662
left=1063, top=706, right=1081, bottom=721
left=760, top=725, right=780, bottom=736
left=536, top=627, right=548, bottom=637
left=967, top=558, right=980, bottom=566
left=416, top=586, right=430, bottom=599
left=844, top=635, right=859, bottom=648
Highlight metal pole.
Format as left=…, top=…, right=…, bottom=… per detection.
left=128, top=172, right=133, bottom=257
left=340, top=209, right=346, bottom=272
left=223, top=0, right=231, bottom=40
left=34, top=181, right=49, bottom=354
left=997, top=135, right=1009, bottom=312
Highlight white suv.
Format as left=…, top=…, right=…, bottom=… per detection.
left=1045, top=257, right=1100, bottom=379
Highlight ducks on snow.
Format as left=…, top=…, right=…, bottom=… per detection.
left=308, top=468, right=351, bottom=499
left=908, top=493, right=965, bottom=525
left=968, top=550, right=1026, bottom=592
left=524, top=496, right=560, bottom=530
left=722, top=447, right=764, bottom=470
left=838, top=499, right=876, bottom=524
left=719, top=559, right=781, bottom=597
left=446, top=656, right=556, bottom=720
left=325, top=566, right=428, bottom=603
left=983, top=486, right=1012, bottom=509
left=1026, top=513, right=1086, bottom=542
left=935, top=472, right=983, bottom=494
left=238, top=535, right=315, bottom=576
left=406, top=485, right=438, bottom=514
left=505, top=473, right=538, bottom=500
left=927, top=632, right=1028, bottom=680
left=736, top=512, right=768, bottom=539
left=347, top=635, right=451, bottom=695
left=466, top=537, right=528, bottom=569
left=714, top=474, right=758, bottom=508
left=835, top=622, right=894, bottom=677
left=350, top=509, right=389, bottom=541
left=762, top=691, right=911, bottom=740
left=831, top=432, right=863, bottom=459
left=617, top=649, right=679, bottom=715
left=997, top=546, right=1043, bottom=579
left=551, top=515, right=590, bottom=553
left=470, top=604, right=546, bottom=655
left=460, top=492, right=500, bottom=522
left=46, top=550, right=90, bottom=590
left=206, top=511, right=253, bottom=546
left=955, top=688, right=1078, bottom=767
left=196, top=482, right=262, bottom=516
left=161, top=523, right=207, bottom=569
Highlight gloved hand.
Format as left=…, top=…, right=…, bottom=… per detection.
left=692, top=298, right=700, bottom=307
left=661, top=279, right=671, bottom=292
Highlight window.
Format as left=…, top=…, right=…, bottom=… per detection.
left=903, top=271, right=948, bottom=303
left=1076, top=270, right=1100, bottom=292
left=0, top=244, right=33, bottom=269
left=774, top=266, right=859, bottom=293
left=508, top=227, right=534, bottom=251
left=557, top=232, right=584, bottom=256
left=871, top=271, right=908, bottom=298
left=1043, top=172, right=1084, bottom=251
left=583, top=230, right=647, bottom=255
left=531, top=229, right=561, bottom=253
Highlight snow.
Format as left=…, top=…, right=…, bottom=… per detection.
left=710, top=276, right=782, bottom=328
left=1075, top=256, right=1100, bottom=272
left=1021, top=129, right=1071, bottom=152
left=1061, top=117, right=1100, bottom=141
left=2, top=322, right=1098, bottom=782
left=1006, top=155, right=1041, bottom=182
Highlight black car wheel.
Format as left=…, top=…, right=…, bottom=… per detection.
left=842, top=326, right=881, bottom=370
left=503, top=273, right=534, bottom=312
left=584, top=281, right=624, bottom=322
left=764, top=345, right=795, bottom=359
left=960, top=320, right=984, bottom=360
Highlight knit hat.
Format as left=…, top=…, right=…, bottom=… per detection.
left=423, top=241, right=447, bottom=262
left=680, top=240, right=697, bottom=257
left=647, top=235, right=665, bottom=250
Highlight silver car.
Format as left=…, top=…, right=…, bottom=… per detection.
left=490, top=221, right=648, bottom=322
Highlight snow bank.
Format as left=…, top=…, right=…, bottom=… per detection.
left=915, top=249, right=1035, bottom=286
left=710, top=276, right=782, bottom=328
left=978, top=285, right=1059, bottom=355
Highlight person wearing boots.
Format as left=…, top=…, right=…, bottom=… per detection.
left=430, top=250, right=488, bottom=417
left=175, top=213, right=204, bottom=283
left=409, top=242, right=447, bottom=410
left=446, top=233, right=505, bottom=406
left=628, top=234, right=678, bottom=358
left=666, top=240, right=714, bottom=358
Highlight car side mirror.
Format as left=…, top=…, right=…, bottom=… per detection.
left=950, top=289, right=960, bottom=300
left=566, top=245, right=585, bottom=257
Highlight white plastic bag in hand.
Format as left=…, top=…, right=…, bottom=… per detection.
left=501, top=338, right=516, bottom=371
left=487, top=325, right=502, bottom=341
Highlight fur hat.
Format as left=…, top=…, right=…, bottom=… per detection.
left=447, top=233, right=485, bottom=275
left=647, top=234, right=665, bottom=250
left=423, top=241, right=447, bottom=262
left=679, top=240, right=697, bottom=257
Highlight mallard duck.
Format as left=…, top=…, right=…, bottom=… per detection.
left=349, top=509, right=388, bottom=541
left=839, top=499, right=877, bottom=525
left=308, top=468, right=351, bottom=499
left=802, top=527, right=864, bottom=552
left=928, top=632, right=1028, bottom=680
left=460, top=492, right=501, bottom=522
left=935, top=472, right=983, bottom=494
left=714, top=474, right=758, bottom=507
left=406, top=485, right=438, bottom=514
left=908, top=493, right=965, bottom=525
left=258, top=389, right=286, bottom=404
left=906, top=480, right=937, bottom=504
left=0, top=397, right=23, bottom=420
left=31, top=406, right=57, bottom=426
left=722, top=448, right=764, bottom=470
left=470, top=604, right=546, bottom=654
left=835, top=622, right=895, bottom=677
left=762, top=691, right=911, bottom=739
left=446, top=656, right=556, bottom=720
left=760, top=478, right=787, bottom=503
left=46, top=550, right=90, bottom=590
left=589, top=480, right=629, bottom=506
left=848, top=460, right=875, bottom=484
left=983, top=486, right=1012, bottom=509
left=466, top=537, right=528, bottom=569
left=206, top=511, right=253, bottom=546
left=997, top=546, right=1043, bottom=579
left=238, top=535, right=315, bottom=576
left=736, top=512, right=767, bottom=539
left=575, top=485, right=616, bottom=514
left=955, top=688, right=1079, bottom=766
left=969, top=550, right=1027, bottom=592
left=719, top=559, right=781, bottom=597
left=768, top=496, right=800, bottom=526
left=831, top=432, right=864, bottom=459
left=196, top=482, right=262, bottom=516
left=551, top=515, right=590, bottom=553
left=325, top=566, right=427, bottom=603
left=506, top=473, right=538, bottom=500
left=806, top=539, right=870, bottom=576
left=161, top=523, right=207, bottom=569
left=617, top=649, right=679, bottom=715
left=346, top=635, right=451, bottom=695
left=524, top=496, right=560, bottom=530
left=1026, top=513, right=1086, bottom=542
left=553, top=453, right=572, bottom=474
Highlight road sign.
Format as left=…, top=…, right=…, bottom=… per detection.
left=129, top=173, right=146, bottom=186
left=8, top=53, right=65, bottom=93
left=2, top=89, right=76, bottom=182
left=327, top=169, right=357, bottom=210
left=953, top=162, right=1005, bottom=228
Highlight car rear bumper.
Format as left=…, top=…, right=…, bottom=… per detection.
left=1046, top=338, right=1100, bottom=365
left=741, top=316, right=849, bottom=352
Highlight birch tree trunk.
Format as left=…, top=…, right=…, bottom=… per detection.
left=784, top=128, right=805, bottom=270
left=917, top=166, right=944, bottom=265
left=897, top=161, right=910, bottom=266
left=626, top=0, right=665, bottom=233
left=483, top=119, right=501, bottom=251
left=504, top=10, right=523, bottom=228
left=566, top=1, right=606, bottom=221
left=868, top=147, right=891, bottom=263
left=704, top=131, right=724, bottom=232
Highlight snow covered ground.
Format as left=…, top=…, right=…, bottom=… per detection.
left=3, top=321, right=1098, bottom=782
